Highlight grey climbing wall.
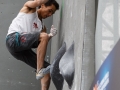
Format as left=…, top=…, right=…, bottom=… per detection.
left=81, top=0, right=95, bottom=90
left=0, top=0, right=52, bottom=90
left=49, top=0, right=95, bottom=90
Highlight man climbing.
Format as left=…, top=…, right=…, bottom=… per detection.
left=6, top=0, right=59, bottom=90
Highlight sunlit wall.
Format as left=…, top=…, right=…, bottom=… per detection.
left=95, top=0, right=120, bottom=73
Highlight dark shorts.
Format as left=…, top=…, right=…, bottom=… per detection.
left=6, top=32, right=50, bottom=69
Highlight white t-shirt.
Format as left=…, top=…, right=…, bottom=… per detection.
left=7, top=11, right=43, bottom=35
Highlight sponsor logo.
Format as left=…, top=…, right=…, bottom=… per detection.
left=20, top=36, right=26, bottom=42
left=93, top=72, right=109, bottom=90
left=93, top=84, right=98, bottom=90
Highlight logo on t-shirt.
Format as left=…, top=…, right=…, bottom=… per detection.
left=33, top=23, right=38, bottom=28
left=20, top=36, right=26, bottom=43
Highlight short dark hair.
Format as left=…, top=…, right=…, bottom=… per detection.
left=39, top=0, right=59, bottom=10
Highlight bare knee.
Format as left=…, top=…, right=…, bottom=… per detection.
left=39, top=33, right=49, bottom=41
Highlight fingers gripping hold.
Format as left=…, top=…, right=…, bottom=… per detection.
left=48, top=25, right=57, bottom=37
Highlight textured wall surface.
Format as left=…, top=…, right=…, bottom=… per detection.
left=49, top=0, right=95, bottom=90
left=81, top=0, right=95, bottom=90
left=0, top=0, right=52, bottom=90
